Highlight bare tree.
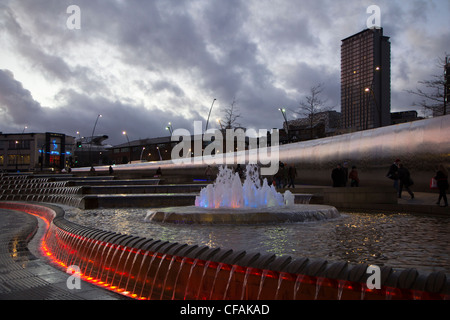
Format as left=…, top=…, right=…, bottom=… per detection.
left=221, top=97, right=241, bottom=129
left=297, top=83, right=333, bottom=139
left=406, top=53, right=449, bottom=117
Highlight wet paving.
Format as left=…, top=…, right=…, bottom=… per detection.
left=0, top=208, right=130, bottom=300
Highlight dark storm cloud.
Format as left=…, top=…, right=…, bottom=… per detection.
left=0, top=69, right=42, bottom=124
left=0, top=69, right=199, bottom=144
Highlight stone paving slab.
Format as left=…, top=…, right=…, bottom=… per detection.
left=0, top=208, right=130, bottom=300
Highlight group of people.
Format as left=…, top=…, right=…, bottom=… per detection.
left=331, top=162, right=360, bottom=188
left=387, top=159, right=415, bottom=199
left=387, top=159, right=448, bottom=207
left=274, top=162, right=297, bottom=189
left=203, top=160, right=449, bottom=207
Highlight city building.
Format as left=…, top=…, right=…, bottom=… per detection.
left=109, top=130, right=264, bottom=164
left=73, top=135, right=112, bottom=167
left=0, top=132, right=75, bottom=172
left=110, top=136, right=175, bottom=164
left=341, top=28, right=391, bottom=131
left=390, top=110, right=423, bottom=125
left=282, top=110, right=341, bottom=142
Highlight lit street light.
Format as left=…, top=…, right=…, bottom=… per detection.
left=156, top=146, right=162, bottom=161
left=217, top=118, right=223, bottom=130
left=166, top=122, right=173, bottom=135
left=364, top=87, right=381, bottom=128
left=89, top=114, right=102, bottom=167
left=205, top=98, right=217, bottom=132
left=278, top=108, right=289, bottom=142
left=140, top=147, right=146, bottom=161
left=122, top=131, right=131, bottom=163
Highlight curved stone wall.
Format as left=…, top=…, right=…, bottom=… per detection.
left=0, top=201, right=448, bottom=300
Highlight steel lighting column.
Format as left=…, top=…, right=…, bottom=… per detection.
left=166, top=122, right=173, bottom=135
left=278, top=108, right=289, bottom=143
left=89, top=114, right=102, bottom=167
left=445, top=58, right=449, bottom=116
left=205, top=99, right=217, bottom=132
left=122, top=131, right=131, bottom=163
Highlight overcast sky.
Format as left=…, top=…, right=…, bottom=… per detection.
left=1, top=0, right=449, bottom=145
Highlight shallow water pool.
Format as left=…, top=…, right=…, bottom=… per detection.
left=64, top=207, right=450, bottom=275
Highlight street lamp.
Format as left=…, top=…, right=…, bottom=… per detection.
left=156, top=146, right=162, bottom=161
left=278, top=108, right=289, bottom=143
left=140, top=147, right=146, bottom=161
left=16, top=126, right=27, bottom=172
left=205, top=98, right=217, bottom=132
left=89, top=114, right=102, bottom=166
left=217, top=118, right=223, bottom=130
left=165, top=122, right=173, bottom=135
left=122, top=131, right=131, bottom=163
left=15, top=140, right=19, bottom=171
left=364, top=87, right=381, bottom=128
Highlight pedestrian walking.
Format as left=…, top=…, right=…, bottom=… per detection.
left=387, top=159, right=400, bottom=192
left=398, top=163, right=414, bottom=199
left=342, top=162, right=349, bottom=187
left=349, top=166, right=360, bottom=187
left=287, top=164, right=297, bottom=188
left=331, top=164, right=345, bottom=187
left=275, top=162, right=286, bottom=189
left=435, top=164, right=449, bottom=207
left=205, top=165, right=213, bottom=182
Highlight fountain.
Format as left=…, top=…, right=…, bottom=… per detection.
left=2, top=173, right=450, bottom=300
left=146, top=165, right=340, bottom=224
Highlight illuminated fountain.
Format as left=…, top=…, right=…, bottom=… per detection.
left=147, top=165, right=340, bottom=224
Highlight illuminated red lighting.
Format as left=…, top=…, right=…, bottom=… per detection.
left=1, top=202, right=449, bottom=300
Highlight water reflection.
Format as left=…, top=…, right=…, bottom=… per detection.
left=64, top=208, right=450, bottom=274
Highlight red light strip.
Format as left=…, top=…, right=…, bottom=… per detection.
left=1, top=203, right=448, bottom=300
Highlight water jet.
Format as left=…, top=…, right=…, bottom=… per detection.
left=146, top=165, right=340, bottom=224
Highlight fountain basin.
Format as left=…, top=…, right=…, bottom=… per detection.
left=2, top=201, right=449, bottom=300
left=146, top=204, right=340, bottom=224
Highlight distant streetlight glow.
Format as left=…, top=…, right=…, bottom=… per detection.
left=122, top=131, right=131, bottom=163
left=278, top=108, right=289, bottom=142
left=166, top=122, right=173, bottom=135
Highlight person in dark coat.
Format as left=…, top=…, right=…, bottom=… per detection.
left=435, top=164, right=449, bottom=207
left=331, top=164, right=345, bottom=187
left=342, top=162, right=349, bottom=187
left=287, top=164, right=297, bottom=188
left=387, top=159, right=401, bottom=192
left=398, top=163, right=414, bottom=199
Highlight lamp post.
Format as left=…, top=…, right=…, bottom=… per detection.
left=16, top=126, right=27, bottom=172
left=364, top=87, right=381, bottom=129
left=165, top=122, right=173, bottom=135
left=217, top=118, right=223, bottom=130
left=15, top=140, right=19, bottom=171
left=140, top=147, right=146, bottom=162
left=205, top=98, right=217, bottom=132
left=89, top=114, right=102, bottom=167
left=156, top=146, right=162, bottom=161
left=278, top=108, right=289, bottom=143
left=122, top=131, right=131, bottom=163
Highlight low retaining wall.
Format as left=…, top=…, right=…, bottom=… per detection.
left=0, top=201, right=449, bottom=300
left=323, top=187, right=398, bottom=207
